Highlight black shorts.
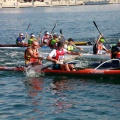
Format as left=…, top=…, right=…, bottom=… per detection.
left=52, top=64, right=61, bottom=70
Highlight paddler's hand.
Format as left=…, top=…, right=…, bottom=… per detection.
left=80, top=48, right=84, bottom=52
left=78, top=52, right=82, bottom=56
left=55, top=60, right=61, bottom=64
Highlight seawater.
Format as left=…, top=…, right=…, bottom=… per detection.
left=0, top=4, right=120, bottom=120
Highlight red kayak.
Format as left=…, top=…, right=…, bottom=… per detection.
left=0, top=44, right=28, bottom=47
left=0, top=59, right=119, bottom=78
left=0, top=66, right=120, bottom=76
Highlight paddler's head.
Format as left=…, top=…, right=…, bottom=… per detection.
left=30, top=33, right=35, bottom=38
left=19, top=33, right=24, bottom=38
left=32, top=41, right=39, bottom=48
left=53, top=33, right=58, bottom=39
left=57, top=42, right=64, bottom=50
left=99, top=37, right=105, bottom=43
left=118, top=39, right=120, bottom=46
left=68, top=38, right=74, bottom=45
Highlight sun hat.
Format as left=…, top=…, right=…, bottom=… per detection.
left=45, top=31, right=49, bottom=35
left=19, top=33, right=23, bottom=36
left=30, top=33, right=35, bottom=37
left=99, top=38, right=105, bottom=42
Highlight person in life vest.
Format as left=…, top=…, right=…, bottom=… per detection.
left=16, top=32, right=28, bottom=46
left=67, top=38, right=84, bottom=51
left=93, top=35, right=109, bottom=54
left=24, top=41, right=43, bottom=67
left=41, top=31, right=52, bottom=46
left=111, top=39, right=120, bottom=59
left=46, top=42, right=81, bottom=71
left=28, top=33, right=40, bottom=46
left=50, top=33, right=60, bottom=49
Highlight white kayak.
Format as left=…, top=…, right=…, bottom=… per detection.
left=81, top=53, right=111, bottom=60
left=41, top=53, right=111, bottom=60
left=0, top=45, right=93, bottom=52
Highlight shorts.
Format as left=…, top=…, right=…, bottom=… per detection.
left=52, top=64, right=61, bottom=70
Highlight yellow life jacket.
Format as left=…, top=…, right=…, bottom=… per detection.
left=67, top=45, right=74, bottom=51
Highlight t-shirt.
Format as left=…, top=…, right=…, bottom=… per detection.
left=16, top=36, right=25, bottom=44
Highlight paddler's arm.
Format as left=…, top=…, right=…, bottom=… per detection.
left=67, top=51, right=82, bottom=56
left=46, top=56, right=58, bottom=63
left=25, top=32, right=28, bottom=39
left=96, top=34, right=103, bottom=44
left=103, top=45, right=111, bottom=53
left=72, top=44, right=84, bottom=51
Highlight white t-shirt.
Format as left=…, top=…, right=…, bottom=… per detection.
left=48, top=49, right=68, bottom=57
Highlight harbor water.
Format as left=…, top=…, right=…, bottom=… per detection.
left=0, top=4, right=120, bottom=120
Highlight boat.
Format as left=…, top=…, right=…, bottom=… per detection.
left=0, top=42, right=93, bottom=52
left=0, top=59, right=119, bottom=78
left=84, top=0, right=110, bottom=5
left=81, top=53, right=110, bottom=60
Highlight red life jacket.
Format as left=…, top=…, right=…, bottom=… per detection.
left=116, top=52, right=120, bottom=58
left=53, top=49, right=65, bottom=60
left=24, top=48, right=39, bottom=64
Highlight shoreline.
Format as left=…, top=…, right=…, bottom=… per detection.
left=0, top=1, right=84, bottom=8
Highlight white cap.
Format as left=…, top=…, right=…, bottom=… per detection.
left=118, top=39, right=120, bottom=43
left=30, top=33, right=35, bottom=37
left=45, top=32, right=49, bottom=35
left=19, top=33, right=23, bottom=36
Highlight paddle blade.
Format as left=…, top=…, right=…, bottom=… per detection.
left=60, top=29, right=62, bottom=34
left=26, top=23, right=31, bottom=31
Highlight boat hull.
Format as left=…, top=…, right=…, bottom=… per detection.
left=0, top=66, right=120, bottom=75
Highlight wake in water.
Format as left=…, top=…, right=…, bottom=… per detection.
left=25, top=65, right=45, bottom=77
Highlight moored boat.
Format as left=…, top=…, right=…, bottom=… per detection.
left=84, top=0, right=110, bottom=5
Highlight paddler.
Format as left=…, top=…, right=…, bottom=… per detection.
left=46, top=42, right=81, bottom=71
left=111, top=39, right=120, bottom=59
left=41, top=31, right=52, bottom=47
left=24, top=41, right=43, bottom=67
left=16, top=32, right=28, bottom=46
left=28, top=33, right=40, bottom=46
left=93, top=34, right=110, bottom=54
left=66, top=38, right=84, bottom=51
left=50, top=33, right=60, bottom=49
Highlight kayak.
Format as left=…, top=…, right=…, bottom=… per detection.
left=0, top=45, right=93, bottom=52
left=0, top=42, right=93, bottom=52
left=0, top=59, right=119, bottom=76
left=0, top=42, right=92, bottom=47
left=81, top=53, right=110, bottom=60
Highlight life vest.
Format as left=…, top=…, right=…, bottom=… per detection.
left=42, top=36, right=51, bottom=46
left=49, top=39, right=58, bottom=48
left=116, top=52, right=120, bottom=59
left=111, top=45, right=117, bottom=59
left=93, top=43, right=98, bottom=54
left=111, top=45, right=120, bottom=59
left=28, top=38, right=36, bottom=46
left=67, top=45, right=74, bottom=51
left=53, top=49, right=65, bottom=60
left=24, top=48, right=39, bottom=65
